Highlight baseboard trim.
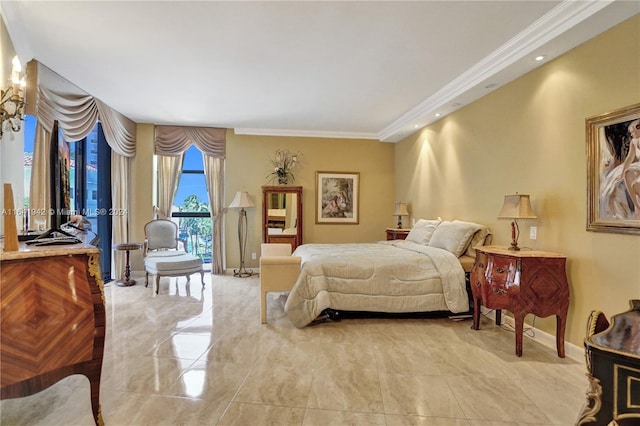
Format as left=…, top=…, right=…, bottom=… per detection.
left=480, top=307, right=584, bottom=361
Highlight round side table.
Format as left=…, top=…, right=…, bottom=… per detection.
left=113, top=242, right=143, bottom=287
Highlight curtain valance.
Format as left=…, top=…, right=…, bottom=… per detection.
left=155, top=125, right=226, bottom=157
left=34, top=87, right=136, bottom=157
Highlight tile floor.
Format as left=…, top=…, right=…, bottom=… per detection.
left=1, top=272, right=589, bottom=425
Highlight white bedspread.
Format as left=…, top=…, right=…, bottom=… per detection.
left=284, top=241, right=469, bottom=327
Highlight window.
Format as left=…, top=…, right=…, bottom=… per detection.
left=23, top=117, right=113, bottom=280
left=171, top=145, right=212, bottom=268
left=66, top=123, right=113, bottom=280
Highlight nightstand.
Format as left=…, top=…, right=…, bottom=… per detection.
left=386, top=228, right=410, bottom=240
left=470, top=245, right=569, bottom=357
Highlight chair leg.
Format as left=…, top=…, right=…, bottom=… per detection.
left=200, top=270, right=205, bottom=288
left=145, top=272, right=149, bottom=287
left=155, top=275, right=160, bottom=294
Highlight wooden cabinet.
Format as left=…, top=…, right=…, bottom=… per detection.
left=579, top=300, right=640, bottom=424
left=386, top=228, right=410, bottom=240
left=262, top=186, right=303, bottom=251
left=1, top=245, right=105, bottom=425
left=470, top=246, right=569, bottom=357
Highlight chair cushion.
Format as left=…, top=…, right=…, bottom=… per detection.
left=144, top=251, right=202, bottom=274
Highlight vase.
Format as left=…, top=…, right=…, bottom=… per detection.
left=278, top=176, right=288, bottom=185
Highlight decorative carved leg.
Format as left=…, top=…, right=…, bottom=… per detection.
left=556, top=312, right=567, bottom=358
left=577, top=373, right=603, bottom=425
left=88, top=374, right=103, bottom=426
left=514, top=313, right=525, bottom=357
left=472, top=295, right=481, bottom=330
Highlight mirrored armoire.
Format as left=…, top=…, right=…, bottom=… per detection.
left=262, top=186, right=303, bottom=251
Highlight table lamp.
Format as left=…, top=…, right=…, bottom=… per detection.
left=228, top=191, right=255, bottom=277
left=497, top=193, right=537, bottom=250
left=393, top=202, right=409, bottom=229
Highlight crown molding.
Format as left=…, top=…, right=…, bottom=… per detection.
left=377, top=0, right=614, bottom=143
left=234, top=127, right=379, bottom=140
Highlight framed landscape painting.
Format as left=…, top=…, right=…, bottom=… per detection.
left=316, top=171, right=359, bottom=224
left=586, top=102, right=640, bottom=235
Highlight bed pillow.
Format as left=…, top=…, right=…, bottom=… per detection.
left=405, top=218, right=442, bottom=245
left=429, top=220, right=482, bottom=257
left=464, top=225, right=490, bottom=258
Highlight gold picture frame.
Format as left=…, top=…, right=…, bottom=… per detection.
left=315, top=171, right=359, bottom=224
left=586, top=103, right=640, bottom=234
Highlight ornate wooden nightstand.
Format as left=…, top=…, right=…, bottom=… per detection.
left=386, top=228, right=410, bottom=240
left=470, top=245, right=570, bottom=357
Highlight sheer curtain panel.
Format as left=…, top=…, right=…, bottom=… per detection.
left=155, top=125, right=226, bottom=274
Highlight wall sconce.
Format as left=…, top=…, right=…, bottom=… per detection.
left=1, top=56, right=26, bottom=139
left=393, top=201, right=409, bottom=229
left=228, top=191, right=256, bottom=277
left=497, top=193, right=537, bottom=250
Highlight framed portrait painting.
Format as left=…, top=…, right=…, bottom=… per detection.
left=586, top=102, right=640, bottom=235
left=316, top=171, right=359, bottom=224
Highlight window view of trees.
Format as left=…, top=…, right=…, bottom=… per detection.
left=176, top=195, right=212, bottom=264
left=171, top=146, right=212, bottom=268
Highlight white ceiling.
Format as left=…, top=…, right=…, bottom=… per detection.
left=2, top=1, right=639, bottom=142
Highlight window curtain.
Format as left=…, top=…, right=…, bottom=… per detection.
left=28, top=84, right=136, bottom=277
left=156, top=154, right=184, bottom=219
left=203, top=155, right=224, bottom=274
left=111, top=153, right=129, bottom=280
left=155, top=125, right=226, bottom=274
left=29, top=125, right=51, bottom=228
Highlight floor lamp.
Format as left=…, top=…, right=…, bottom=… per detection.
left=229, top=191, right=255, bottom=277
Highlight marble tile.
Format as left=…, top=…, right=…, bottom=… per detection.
left=0, top=273, right=590, bottom=425
left=100, top=355, right=195, bottom=394
left=374, top=340, right=442, bottom=375
left=385, top=414, right=471, bottom=425
left=0, top=379, right=95, bottom=426
left=217, top=402, right=305, bottom=426
left=379, top=373, right=465, bottom=418
left=234, top=363, right=314, bottom=407
left=307, top=367, right=384, bottom=413
left=447, top=375, right=551, bottom=423
left=303, top=408, right=386, bottom=425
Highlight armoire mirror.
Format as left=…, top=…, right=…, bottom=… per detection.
left=262, top=185, right=303, bottom=251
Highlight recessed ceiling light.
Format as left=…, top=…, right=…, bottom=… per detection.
left=414, top=124, right=420, bottom=128
left=484, top=83, right=497, bottom=89
left=535, top=55, right=546, bottom=61
left=435, top=113, right=441, bottom=117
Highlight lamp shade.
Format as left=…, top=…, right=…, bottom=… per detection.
left=393, top=202, right=409, bottom=217
left=497, top=194, right=537, bottom=219
left=228, top=191, right=255, bottom=209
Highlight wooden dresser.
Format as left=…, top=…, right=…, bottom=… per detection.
left=385, top=228, right=410, bottom=240
left=470, top=245, right=569, bottom=357
left=0, top=242, right=105, bottom=425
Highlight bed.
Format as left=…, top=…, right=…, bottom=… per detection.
left=284, top=219, right=490, bottom=327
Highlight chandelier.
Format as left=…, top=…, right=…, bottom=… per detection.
left=1, top=56, right=26, bottom=139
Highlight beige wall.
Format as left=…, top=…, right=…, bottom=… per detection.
left=129, top=129, right=395, bottom=270
left=394, top=15, right=640, bottom=347
left=0, top=18, right=25, bottom=235
left=128, top=123, right=155, bottom=270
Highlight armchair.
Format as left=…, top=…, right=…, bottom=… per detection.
left=260, top=243, right=301, bottom=323
left=143, top=219, right=204, bottom=294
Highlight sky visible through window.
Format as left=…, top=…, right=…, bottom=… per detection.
left=174, top=145, right=209, bottom=209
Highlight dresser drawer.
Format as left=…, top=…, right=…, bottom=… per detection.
left=482, top=255, right=519, bottom=304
